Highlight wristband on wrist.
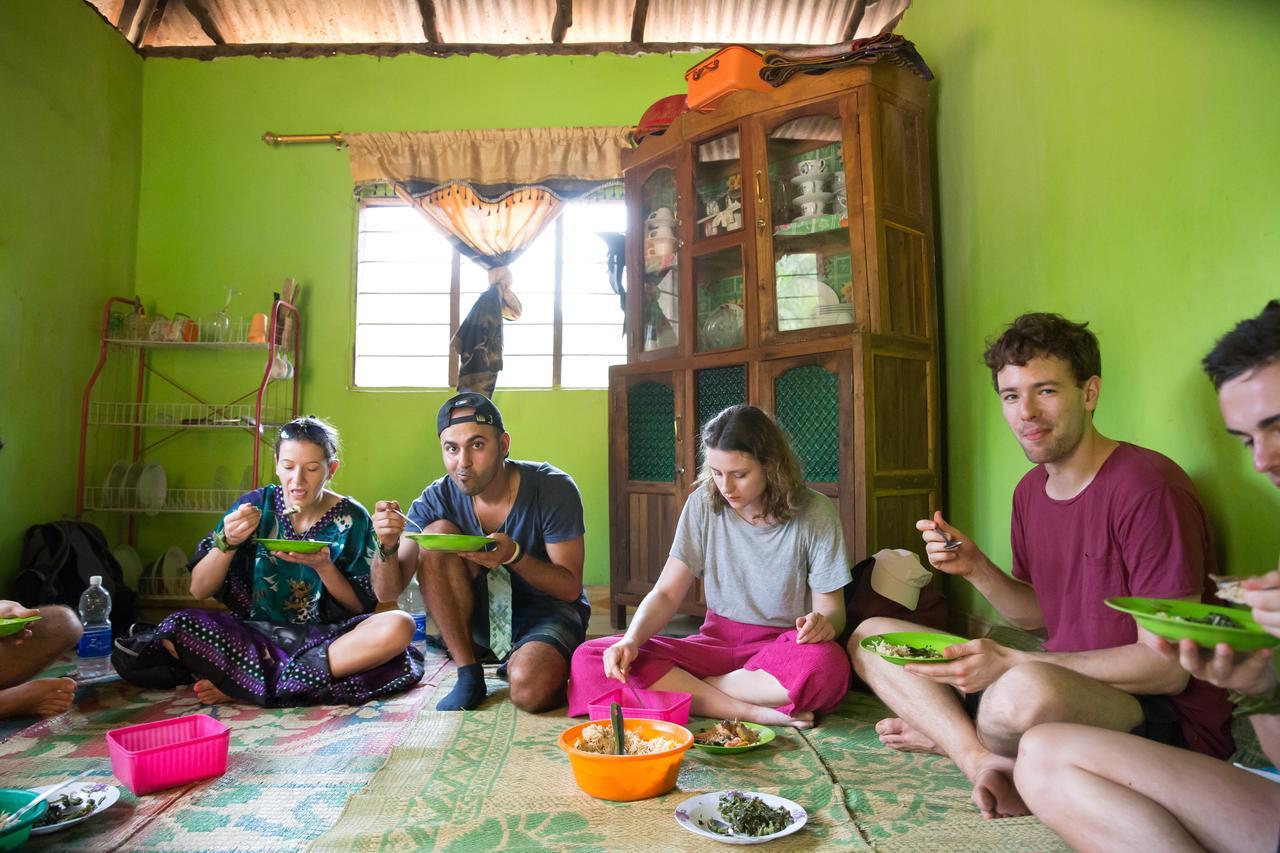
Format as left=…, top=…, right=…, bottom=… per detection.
left=212, top=528, right=237, bottom=553
left=507, top=540, right=524, bottom=567
left=1228, top=683, right=1280, bottom=717
left=376, top=539, right=400, bottom=561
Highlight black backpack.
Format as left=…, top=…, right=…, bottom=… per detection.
left=14, top=521, right=138, bottom=633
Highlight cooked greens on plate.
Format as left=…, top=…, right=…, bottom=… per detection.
left=707, top=791, right=794, bottom=837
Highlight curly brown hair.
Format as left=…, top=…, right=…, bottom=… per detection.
left=698, top=405, right=808, bottom=523
left=982, top=312, right=1100, bottom=390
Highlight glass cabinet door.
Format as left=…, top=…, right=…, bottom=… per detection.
left=694, top=247, right=745, bottom=353
left=639, top=167, right=680, bottom=352
left=692, top=131, right=744, bottom=241
left=765, top=113, right=857, bottom=334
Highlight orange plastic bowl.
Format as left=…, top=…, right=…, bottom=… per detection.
left=558, top=718, right=693, bottom=801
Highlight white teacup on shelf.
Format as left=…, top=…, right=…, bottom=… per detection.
left=646, top=237, right=678, bottom=257
left=647, top=225, right=675, bottom=241
left=645, top=207, right=676, bottom=226
left=796, top=179, right=827, bottom=197
left=797, top=158, right=829, bottom=177
left=798, top=200, right=828, bottom=218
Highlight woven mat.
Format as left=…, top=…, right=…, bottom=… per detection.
left=0, top=655, right=449, bottom=852
left=309, top=673, right=1068, bottom=852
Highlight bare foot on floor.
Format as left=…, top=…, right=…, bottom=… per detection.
left=969, top=756, right=1028, bottom=820
left=0, top=678, right=76, bottom=718
left=875, top=717, right=941, bottom=754
left=738, top=705, right=815, bottom=729
left=194, top=679, right=233, bottom=704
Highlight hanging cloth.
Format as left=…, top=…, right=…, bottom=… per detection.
left=346, top=127, right=630, bottom=394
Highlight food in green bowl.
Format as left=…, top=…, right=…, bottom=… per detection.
left=0, top=788, right=49, bottom=851
left=1105, top=596, right=1280, bottom=651
left=860, top=631, right=969, bottom=665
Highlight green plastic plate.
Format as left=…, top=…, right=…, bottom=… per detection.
left=255, top=538, right=335, bottom=554
left=690, top=721, right=777, bottom=754
left=0, top=615, right=41, bottom=638
left=861, top=631, right=969, bottom=665
left=404, top=533, right=494, bottom=552
left=1105, top=596, right=1280, bottom=651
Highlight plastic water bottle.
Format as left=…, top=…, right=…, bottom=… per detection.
left=77, top=575, right=114, bottom=679
left=398, top=575, right=428, bottom=653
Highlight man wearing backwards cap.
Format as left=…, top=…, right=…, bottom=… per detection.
left=372, top=393, right=589, bottom=712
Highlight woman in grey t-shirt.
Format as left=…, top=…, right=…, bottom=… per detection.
left=568, top=405, right=851, bottom=727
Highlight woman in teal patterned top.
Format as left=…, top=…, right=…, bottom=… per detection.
left=150, top=417, right=425, bottom=707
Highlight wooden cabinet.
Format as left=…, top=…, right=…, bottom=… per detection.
left=608, top=63, right=941, bottom=629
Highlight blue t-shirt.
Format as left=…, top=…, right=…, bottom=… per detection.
left=406, top=460, right=588, bottom=610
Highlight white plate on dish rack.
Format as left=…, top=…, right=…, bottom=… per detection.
left=102, top=461, right=129, bottom=508
left=136, top=463, right=167, bottom=515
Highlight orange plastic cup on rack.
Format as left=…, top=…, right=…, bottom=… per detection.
left=248, top=313, right=268, bottom=343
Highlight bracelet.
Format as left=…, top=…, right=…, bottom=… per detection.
left=212, top=529, right=238, bottom=553
left=507, top=540, right=524, bottom=567
left=377, top=539, right=400, bottom=561
left=1228, top=684, right=1280, bottom=717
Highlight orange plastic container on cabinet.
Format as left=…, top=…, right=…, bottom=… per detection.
left=685, top=46, right=772, bottom=110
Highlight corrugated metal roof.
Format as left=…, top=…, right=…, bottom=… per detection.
left=83, top=0, right=910, bottom=55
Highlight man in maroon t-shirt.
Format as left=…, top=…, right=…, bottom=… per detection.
left=1015, top=301, right=1280, bottom=850
left=849, top=312, right=1232, bottom=821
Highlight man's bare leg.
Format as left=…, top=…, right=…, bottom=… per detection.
left=1017, top=723, right=1280, bottom=852
left=506, top=641, right=569, bottom=713
left=650, top=667, right=814, bottom=728
left=419, top=521, right=487, bottom=710
left=0, top=605, right=82, bottom=719
left=0, top=605, right=82, bottom=687
left=849, top=617, right=1026, bottom=819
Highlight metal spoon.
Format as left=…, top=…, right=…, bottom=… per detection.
left=938, top=529, right=963, bottom=551
left=388, top=506, right=424, bottom=533
left=1, top=771, right=91, bottom=832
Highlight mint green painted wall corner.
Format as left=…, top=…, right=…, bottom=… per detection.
left=133, top=51, right=705, bottom=584
left=901, top=0, right=1280, bottom=623
left=0, top=0, right=142, bottom=588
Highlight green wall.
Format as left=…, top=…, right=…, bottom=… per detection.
left=133, top=52, right=700, bottom=584
left=902, top=0, right=1280, bottom=622
left=0, top=0, right=142, bottom=586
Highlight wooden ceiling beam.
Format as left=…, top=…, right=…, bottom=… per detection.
left=116, top=0, right=144, bottom=42
left=416, top=0, right=440, bottom=43
left=842, top=0, right=867, bottom=42
left=140, top=0, right=170, bottom=47
left=630, top=0, right=650, bottom=43
left=141, top=40, right=801, bottom=61
left=181, top=0, right=226, bottom=46
left=550, top=0, right=572, bottom=44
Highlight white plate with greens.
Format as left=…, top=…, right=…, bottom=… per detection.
left=674, top=790, right=806, bottom=845
left=29, top=781, right=119, bottom=835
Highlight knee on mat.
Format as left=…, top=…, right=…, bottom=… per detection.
left=978, top=661, right=1064, bottom=739
left=1012, top=724, right=1066, bottom=802
left=509, top=675, right=564, bottom=713
left=35, top=605, right=83, bottom=648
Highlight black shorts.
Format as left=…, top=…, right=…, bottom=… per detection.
left=467, top=573, right=590, bottom=664
left=961, top=690, right=1186, bottom=747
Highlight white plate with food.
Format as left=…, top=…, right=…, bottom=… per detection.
left=675, top=790, right=807, bottom=845
left=28, top=781, right=120, bottom=835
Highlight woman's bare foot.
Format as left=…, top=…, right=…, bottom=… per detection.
left=193, top=679, right=232, bottom=704
left=737, top=704, right=815, bottom=729
left=962, top=752, right=1028, bottom=820
left=0, top=677, right=76, bottom=718
left=875, top=717, right=941, bottom=753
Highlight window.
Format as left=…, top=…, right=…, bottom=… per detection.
left=354, top=199, right=628, bottom=389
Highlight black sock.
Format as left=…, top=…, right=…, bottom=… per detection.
left=436, top=663, right=486, bottom=711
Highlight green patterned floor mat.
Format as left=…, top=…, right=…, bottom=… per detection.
left=310, top=675, right=1068, bottom=852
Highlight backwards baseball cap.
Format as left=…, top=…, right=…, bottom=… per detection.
left=436, top=392, right=505, bottom=436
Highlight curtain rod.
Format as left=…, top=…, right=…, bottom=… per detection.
left=262, top=132, right=346, bottom=147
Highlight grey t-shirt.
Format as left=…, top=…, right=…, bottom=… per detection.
left=670, top=485, right=851, bottom=627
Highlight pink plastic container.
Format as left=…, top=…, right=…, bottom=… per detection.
left=107, top=714, right=230, bottom=795
left=587, top=688, right=692, bottom=725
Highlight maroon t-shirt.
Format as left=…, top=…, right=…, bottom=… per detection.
left=1011, top=442, right=1233, bottom=759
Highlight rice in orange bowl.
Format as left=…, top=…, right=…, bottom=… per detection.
left=558, top=718, right=693, bottom=801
